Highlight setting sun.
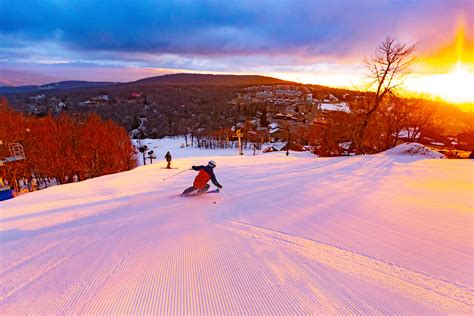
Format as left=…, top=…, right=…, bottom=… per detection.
left=406, top=62, right=474, bottom=108
left=405, top=15, right=474, bottom=109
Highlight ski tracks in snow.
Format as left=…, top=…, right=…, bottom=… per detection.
left=220, top=219, right=473, bottom=314
left=1, top=198, right=472, bottom=314
left=1, top=155, right=473, bottom=314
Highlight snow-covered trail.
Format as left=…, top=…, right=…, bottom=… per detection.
left=1, top=151, right=473, bottom=314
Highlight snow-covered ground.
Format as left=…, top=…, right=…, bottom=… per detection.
left=132, top=137, right=315, bottom=163
left=384, top=142, right=447, bottom=159
left=1, top=141, right=473, bottom=314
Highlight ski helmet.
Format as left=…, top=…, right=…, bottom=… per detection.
left=208, top=160, right=216, bottom=168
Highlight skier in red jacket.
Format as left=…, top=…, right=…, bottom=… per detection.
left=182, top=160, right=222, bottom=195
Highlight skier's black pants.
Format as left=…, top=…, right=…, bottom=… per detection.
left=183, top=184, right=210, bottom=195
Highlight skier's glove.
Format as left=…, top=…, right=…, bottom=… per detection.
left=218, top=185, right=223, bottom=189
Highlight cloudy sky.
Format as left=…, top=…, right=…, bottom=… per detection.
left=0, top=0, right=472, bottom=94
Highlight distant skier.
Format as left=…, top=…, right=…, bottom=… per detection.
left=165, top=151, right=172, bottom=169
left=182, top=160, right=223, bottom=195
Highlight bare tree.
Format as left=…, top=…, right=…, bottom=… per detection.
left=405, top=100, right=438, bottom=142
left=355, top=36, right=416, bottom=153
left=381, top=96, right=411, bottom=149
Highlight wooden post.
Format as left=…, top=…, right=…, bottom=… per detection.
left=236, top=129, right=243, bottom=155
left=286, top=127, right=290, bottom=156
left=148, top=151, right=154, bottom=164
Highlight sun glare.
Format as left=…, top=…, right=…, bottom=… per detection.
left=397, top=16, right=474, bottom=109
left=406, top=62, right=474, bottom=107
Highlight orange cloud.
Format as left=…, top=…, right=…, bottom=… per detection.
left=417, top=15, right=474, bottom=74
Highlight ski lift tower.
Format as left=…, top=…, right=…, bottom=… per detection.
left=0, top=141, right=26, bottom=201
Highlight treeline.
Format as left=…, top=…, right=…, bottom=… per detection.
left=0, top=98, right=136, bottom=191
left=180, top=127, right=269, bottom=153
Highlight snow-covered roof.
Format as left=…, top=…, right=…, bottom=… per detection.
left=320, top=102, right=350, bottom=113
left=397, top=128, right=418, bottom=139
left=339, top=142, right=352, bottom=150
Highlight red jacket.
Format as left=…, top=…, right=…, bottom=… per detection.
left=194, top=169, right=211, bottom=189
left=192, top=165, right=221, bottom=189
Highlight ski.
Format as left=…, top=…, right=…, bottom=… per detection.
left=180, top=188, right=220, bottom=197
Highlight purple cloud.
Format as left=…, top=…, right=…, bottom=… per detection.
left=0, top=0, right=471, bottom=84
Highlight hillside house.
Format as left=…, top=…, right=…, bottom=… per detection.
left=275, top=89, right=303, bottom=96
left=319, top=102, right=351, bottom=113
left=256, top=91, right=273, bottom=98
left=268, top=122, right=281, bottom=134
left=306, top=93, right=313, bottom=105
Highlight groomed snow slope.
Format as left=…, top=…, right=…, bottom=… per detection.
left=1, top=146, right=473, bottom=314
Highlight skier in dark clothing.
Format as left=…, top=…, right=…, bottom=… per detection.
left=165, top=151, right=172, bottom=169
left=182, top=160, right=222, bottom=195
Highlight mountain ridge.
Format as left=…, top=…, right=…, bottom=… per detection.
left=133, top=73, right=293, bottom=86
left=0, top=80, right=116, bottom=94
left=0, top=73, right=294, bottom=94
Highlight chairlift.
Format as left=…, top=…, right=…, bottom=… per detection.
left=0, top=142, right=26, bottom=164
left=0, top=142, right=26, bottom=201
left=9, top=142, right=26, bottom=161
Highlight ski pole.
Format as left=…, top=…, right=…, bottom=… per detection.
left=162, top=168, right=191, bottom=181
